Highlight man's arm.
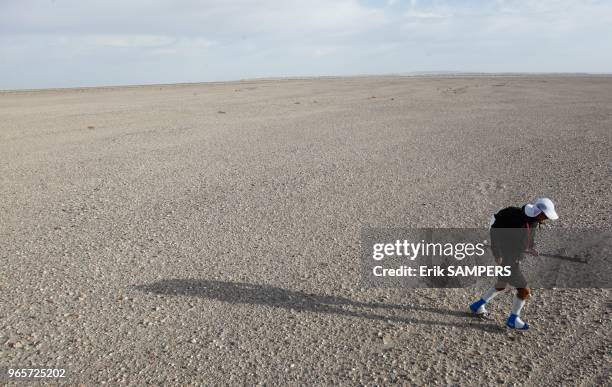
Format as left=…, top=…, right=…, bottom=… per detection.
left=490, top=227, right=503, bottom=264
left=525, top=224, right=539, bottom=256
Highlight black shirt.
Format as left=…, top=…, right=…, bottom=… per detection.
left=490, top=206, right=538, bottom=261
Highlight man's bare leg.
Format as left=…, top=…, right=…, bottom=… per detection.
left=507, top=288, right=531, bottom=330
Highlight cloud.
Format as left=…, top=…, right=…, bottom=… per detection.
left=90, top=35, right=177, bottom=48
left=403, top=11, right=448, bottom=20
left=0, top=0, right=386, bottom=40
left=311, top=46, right=337, bottom=58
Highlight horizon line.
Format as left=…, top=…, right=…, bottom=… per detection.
left=2, top=71, right=611, bottom=93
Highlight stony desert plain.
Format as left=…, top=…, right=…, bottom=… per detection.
left=1, top=75, right=610, bottom=385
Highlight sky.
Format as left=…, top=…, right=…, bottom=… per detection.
left=1, top=0, right=611, bottom=89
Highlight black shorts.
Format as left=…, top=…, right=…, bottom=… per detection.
left=498, top=260, right=528, bottom=288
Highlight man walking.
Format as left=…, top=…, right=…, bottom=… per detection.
left=469, top=198, right=559, bottom=330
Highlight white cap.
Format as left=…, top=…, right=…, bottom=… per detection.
left=534, top=197, right=558, bottom=220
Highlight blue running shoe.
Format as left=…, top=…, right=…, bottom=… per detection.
left=469, top=299, right=488, bottom=316
left=506, top=314, right=529, bottom=330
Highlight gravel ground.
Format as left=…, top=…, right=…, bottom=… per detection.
left=1, top=75, right=610, bottom=385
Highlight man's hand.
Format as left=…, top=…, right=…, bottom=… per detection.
left=495, top=256, right=503, bottom=265
left=526, top=248, right=539, bottom=257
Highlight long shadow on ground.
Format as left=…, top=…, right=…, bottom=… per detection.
left=136, top=279, right=504, bottom=334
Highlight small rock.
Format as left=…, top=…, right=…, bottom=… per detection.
left=383, top=335, right=393, bottom=346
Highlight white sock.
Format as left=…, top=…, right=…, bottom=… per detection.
left=511, top=295, right=526, bottom=316
left=482, top=287, right=502, bottom=302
